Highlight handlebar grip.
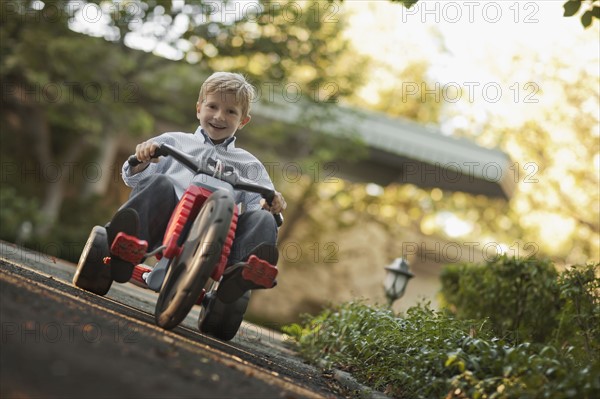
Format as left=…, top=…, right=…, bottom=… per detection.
left=263, top=191, right=283, bottom=227
left=127, top=155, right=142, bottom=167
left=127, top=145, right=167, bottom=167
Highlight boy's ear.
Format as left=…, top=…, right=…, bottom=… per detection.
left=238, top=115, right=251, bottom=130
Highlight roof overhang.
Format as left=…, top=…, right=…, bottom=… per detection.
left=253, top=96, right=514, bottom=200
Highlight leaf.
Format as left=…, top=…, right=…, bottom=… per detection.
left=400, top=0, right=420, bottom=9
left=386, top=0, right=420, bottom=8
left=445, top=353, right=458, bottom=367
left=563, top=0, right=582, bottom=17
left=581, top=10, right=593, bottom=27
left=593, top=6, right=600, bottom=18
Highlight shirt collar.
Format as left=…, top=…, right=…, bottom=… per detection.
left=195, top=126, right=237, bottom=149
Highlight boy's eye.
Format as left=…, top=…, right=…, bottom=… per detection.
left=229, top=109, right=238, bottom=115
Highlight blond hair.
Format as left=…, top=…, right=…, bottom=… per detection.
left=199, top=72, right=255, bottom=118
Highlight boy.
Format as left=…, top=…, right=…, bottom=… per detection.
left=108, top=71, right=286, bottom=303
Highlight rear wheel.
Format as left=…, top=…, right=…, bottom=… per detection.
left=73, top=226, right=112, bottom=295
left=199, top=291, right=251, bottom=341
left=155, top=190, right=234, bottom=330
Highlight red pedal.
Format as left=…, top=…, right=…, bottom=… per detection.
left=110, top=232, right=148, bottom=265
left=242, top=255, right=278, bottom=288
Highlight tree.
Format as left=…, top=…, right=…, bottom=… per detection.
left=348, top=38, right=600, bottom=264
left=0, top=0, right=367, bottom=249
left=1, top=1, right=158, bottom=236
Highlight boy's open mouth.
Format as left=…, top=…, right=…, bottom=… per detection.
left=209, top=123, right=226, bottom=130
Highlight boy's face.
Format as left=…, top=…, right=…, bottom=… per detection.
left=196, top=91, right=251, bottom=142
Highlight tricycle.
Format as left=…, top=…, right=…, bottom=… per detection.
left=72, top=143, right=281, bottom=341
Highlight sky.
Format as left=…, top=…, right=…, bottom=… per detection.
left=342, top=1, right=596, bottom=82
left=341, top=0, right=599, bottom=131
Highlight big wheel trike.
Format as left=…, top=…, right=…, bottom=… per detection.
left=72, top=143, right=281, bottom=341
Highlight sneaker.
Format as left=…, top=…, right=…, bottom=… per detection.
left=216, top=243, right=279, bottom=304
left=106, top=208, right=142, bottom=283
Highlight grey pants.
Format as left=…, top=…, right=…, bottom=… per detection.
left=116, top=174, right=278, bottom=265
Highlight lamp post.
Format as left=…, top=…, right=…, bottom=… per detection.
left=384, top=258, right=414, bottom=306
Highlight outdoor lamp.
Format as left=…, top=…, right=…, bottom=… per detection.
left=384, top=258, right=414, bottom=306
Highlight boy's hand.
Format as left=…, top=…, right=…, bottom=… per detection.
left=130, top=141, right=160, bottom=175
left=261, top=191, right=287, bottom=214
left=135, top=140, right=161, bottom=163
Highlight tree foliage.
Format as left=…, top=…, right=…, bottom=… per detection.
left=0, top=0, right=367, bottom=254
left=1, top=0, right=199, bottom=239
left=444, top=53, right=600, bottom=263
left=563, top=0, right=600, bottom=28
left=332, top=25, right=599, bottom=263
left=63, top=0, right=366, bottom=99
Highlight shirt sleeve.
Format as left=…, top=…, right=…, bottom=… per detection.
left=120, top=133, right=175, bottom=188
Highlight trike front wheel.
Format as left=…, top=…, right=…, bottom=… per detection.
left=155, top=190, right=234, bottom=330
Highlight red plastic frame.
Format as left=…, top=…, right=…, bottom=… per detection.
left=211, top=208, right=237, bottom=281
left=128, top=186, right=238, bottom=299
left=162, top=185, right=211, bottom=259
left=161, top=185, right=238, bottom=281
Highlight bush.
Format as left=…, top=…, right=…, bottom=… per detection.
left=439, top=256, right=560, bottom=344
left=284, top=301, right=600, bottom=399
left=285, top=302, right=490, bottom=398
left=554, top=263, right=600, bottom=361
left=284, top=257, right=600, bottom=398
left=440, top=256, right=600, bottom=362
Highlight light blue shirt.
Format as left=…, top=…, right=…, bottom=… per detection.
left=121, top=126, right=274, bottom=211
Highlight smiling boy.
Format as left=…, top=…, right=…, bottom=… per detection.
left=108, top=72, right=286, bottom=302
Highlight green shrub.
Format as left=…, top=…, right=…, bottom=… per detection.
left=285, top=302, right=489, bottom=398
left=440, top=256, right=561, bottom=344
left=440, top=257, right=600, bottom=362
left=446, top=341, right=600, bottom=399
left=554, top=263, right=600, bottom=361
left=284, top=301, right=600, bottom=399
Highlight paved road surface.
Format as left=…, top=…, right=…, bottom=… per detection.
left=0, top=241, right=347, bottom=398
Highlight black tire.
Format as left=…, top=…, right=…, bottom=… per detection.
left=155, top=190, right=234, bottom=330
left=73, top=226, right=113, bottom=295
left=199, top=291, right=251, bottom=341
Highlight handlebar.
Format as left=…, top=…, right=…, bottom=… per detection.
left=128, top=143, right=283, bottom=226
